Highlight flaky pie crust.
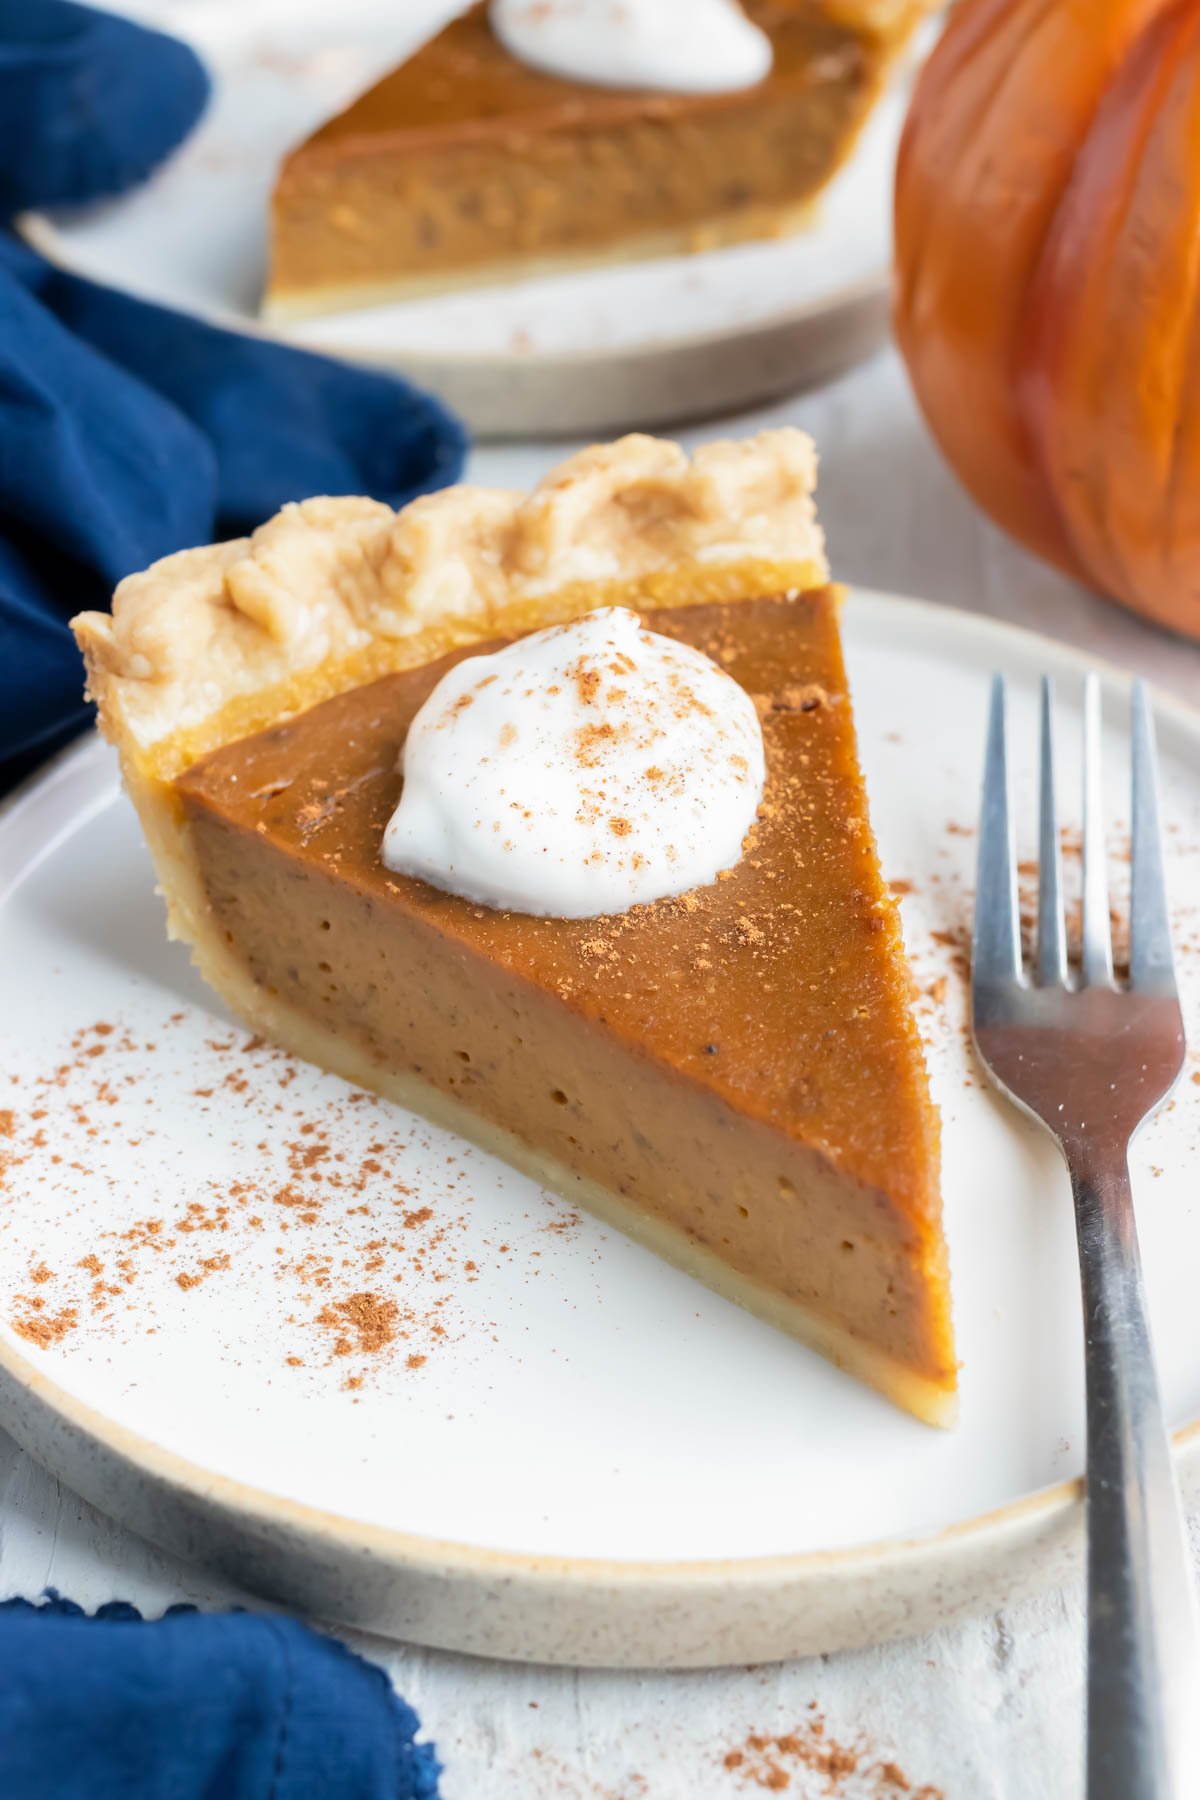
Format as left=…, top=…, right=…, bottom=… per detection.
left=72, top=430, right=827, bottom=784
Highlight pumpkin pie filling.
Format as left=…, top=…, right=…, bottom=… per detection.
left=176, top=594, right=954, bottom=1414
left=71, top=430, right=957, bottom=1424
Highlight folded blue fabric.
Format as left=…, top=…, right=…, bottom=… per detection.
left=0, top=0, right=468, bottom=793
left=0, top=1596, right=440, bottom=1800
left=0, top=0, right=210, bottom=210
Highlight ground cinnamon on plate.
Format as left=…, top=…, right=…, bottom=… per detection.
left=0, top=1014, right=500, bottom=1387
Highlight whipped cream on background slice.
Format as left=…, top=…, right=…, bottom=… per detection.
left=382, top=607, right=765, bottom=918
left=490, top=0, right=772, bottom=95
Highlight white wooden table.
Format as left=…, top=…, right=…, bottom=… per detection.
left=5, top=345, right=1199, bottom=1799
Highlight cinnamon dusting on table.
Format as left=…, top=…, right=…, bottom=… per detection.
left=719, top=1710, right=942, bottom=1796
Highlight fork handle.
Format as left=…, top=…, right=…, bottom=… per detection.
left=1069, top=1153, right=1200, bottom=1799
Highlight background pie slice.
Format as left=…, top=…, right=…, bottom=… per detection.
left=72, top=431, right=957, bottom=1424
left=264, top=0, right=929, bottom=318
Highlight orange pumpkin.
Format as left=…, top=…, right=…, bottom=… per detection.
left=894, top=0, right=1200, bottom=638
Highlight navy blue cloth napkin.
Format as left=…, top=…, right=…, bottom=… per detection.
left=0, top=1597, right=440, bottom=1800
left=0, top=0, right=468, bottom=793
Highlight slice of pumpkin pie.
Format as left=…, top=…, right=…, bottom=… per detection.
left=72, top=430, right=957, bottom=1423
left=264, top=0, right=929, bottom=318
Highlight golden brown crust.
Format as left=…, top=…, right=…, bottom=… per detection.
left=72, top=431, right=827, bottom=780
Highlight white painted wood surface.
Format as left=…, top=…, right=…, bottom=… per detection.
left=5, top=346, right=1200, bottom=1798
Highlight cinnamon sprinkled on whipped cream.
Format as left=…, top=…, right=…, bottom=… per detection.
left=381, top=606, right=766, bottom=917
left=490, top=0, right=772, bottom=95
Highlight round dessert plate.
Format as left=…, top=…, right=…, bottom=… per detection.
left=18, top=0, right=912, bottom=437
left=2, top=590, right=1199, bottom=1668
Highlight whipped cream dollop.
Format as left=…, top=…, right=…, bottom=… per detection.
left=490, top=0, right=772, bottom=94
left=382, top=607, right=765, bottom=918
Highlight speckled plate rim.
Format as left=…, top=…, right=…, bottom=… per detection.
left=14, top=209, right=890, bottom=440
left=2, top=589, right=1199, bottom=1669
left=16, top=206, right=888, bottom=370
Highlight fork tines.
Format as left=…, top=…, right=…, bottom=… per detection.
left=974, top=674, right=1176, bottom=996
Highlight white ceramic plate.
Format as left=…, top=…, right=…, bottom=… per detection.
left=2, top=590, right=1199, bottom=1668
left=18, top=0, right=912, bottom=436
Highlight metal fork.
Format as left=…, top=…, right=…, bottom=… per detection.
left=972, top=673, right=1200, bottom=1799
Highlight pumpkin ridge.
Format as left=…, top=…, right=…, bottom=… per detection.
left=893, top=0, right=1200, bottom=639
left=1151, top=34, right=1200, bottom=619
left=1121, top=8, right=1200, bottom=623
left=1016, top=0, right=1200, bottom=615
left=895, top=0, right=1060, bottom=313
left=894, top=0, right=1169, bottom=583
